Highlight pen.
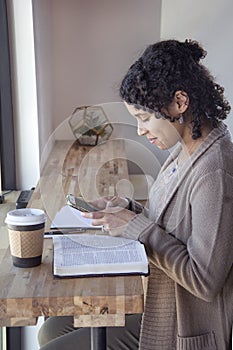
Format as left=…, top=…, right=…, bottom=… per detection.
left=44, top=229, right=88, bottom=235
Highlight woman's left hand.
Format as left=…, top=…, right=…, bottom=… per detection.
left=81, top=207, right=136, bottom=236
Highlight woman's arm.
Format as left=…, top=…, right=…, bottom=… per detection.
left=83, top=169, right=233, bottom=301
left=82, top=197, right=148, bottom=235
left=124, top=170, right=233, bottom=302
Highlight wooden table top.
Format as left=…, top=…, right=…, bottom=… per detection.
left=0, top=139, right=144, bottom=328
left=0, top=240, right=144, bottom=328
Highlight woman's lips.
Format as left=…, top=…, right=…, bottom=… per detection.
left=148, top=137, right=166, bottom=150
left=148, top=137, right=158, bottom=144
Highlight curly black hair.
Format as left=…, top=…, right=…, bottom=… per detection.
left=119, top=39, right=231, bottom=139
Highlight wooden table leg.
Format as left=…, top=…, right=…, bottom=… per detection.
left=91, top=327, right=107, bottom=350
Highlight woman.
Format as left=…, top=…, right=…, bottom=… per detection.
left=83, top=39, right=233, bottom=349
left=39, top=39, right=233, bottom=349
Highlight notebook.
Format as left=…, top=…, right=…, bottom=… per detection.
left=50, top=205, right=102, bottom=230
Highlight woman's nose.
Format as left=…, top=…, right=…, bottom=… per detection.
left=137, top=125, right=147, bottom=136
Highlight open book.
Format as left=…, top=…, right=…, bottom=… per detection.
left=53, top=234, right=149, bottom=277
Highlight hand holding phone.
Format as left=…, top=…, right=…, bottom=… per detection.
left=66, top=194, right=98, bottom=212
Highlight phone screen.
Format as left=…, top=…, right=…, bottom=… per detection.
left=66, top=194, right=98, bottom=212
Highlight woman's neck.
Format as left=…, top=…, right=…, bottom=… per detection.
left=178, top=121, right=213, bottom=163
left=182, top=117, right=213, bottom=149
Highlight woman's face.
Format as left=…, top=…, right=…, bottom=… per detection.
left=125, top=103, right=183, bottom=150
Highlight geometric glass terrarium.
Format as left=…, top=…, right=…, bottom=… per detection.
left=68, top=105, right=113, bottom=146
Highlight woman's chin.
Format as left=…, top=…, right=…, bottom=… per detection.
left=153, top=141, right=168, bottom=150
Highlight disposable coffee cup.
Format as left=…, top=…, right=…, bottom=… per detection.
left=5, top=208, right=47, bottom=268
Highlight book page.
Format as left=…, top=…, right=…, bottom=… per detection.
left=53, top=234, right=148, bottom=276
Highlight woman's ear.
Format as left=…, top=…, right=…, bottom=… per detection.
left=174, top=90, right=189, bottom=113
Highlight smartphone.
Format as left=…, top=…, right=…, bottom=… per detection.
left=66, top=194, right=98, bottom=212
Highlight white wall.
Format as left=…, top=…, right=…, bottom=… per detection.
left=7, top=0, right=40, bottom=190
left=32, top=0, right=53, bottom=157
left=26, top=0, right=162, bottom=181
left=161, top=0, right=233, bottom=134
left=48, top=0, right=162, bottom=129
left=32, top=0, right=163, bottom=177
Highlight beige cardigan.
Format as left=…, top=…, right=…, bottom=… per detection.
left=124, top=123, right=233, bottom=350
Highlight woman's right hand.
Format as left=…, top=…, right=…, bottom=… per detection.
left=90, top=196, right=129, bottom=210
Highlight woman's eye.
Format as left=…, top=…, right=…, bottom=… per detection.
left=141, top=117, right=150, bottom=122
left=135, top=114, right=151, bottom=122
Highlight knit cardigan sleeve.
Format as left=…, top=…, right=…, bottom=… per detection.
left=123, top=169, right=233, bottom=302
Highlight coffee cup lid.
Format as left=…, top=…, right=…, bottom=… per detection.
left=5, top=208, right=46, bottom=226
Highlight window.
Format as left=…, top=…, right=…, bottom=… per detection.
left=0, top=1, right=17, bottom=349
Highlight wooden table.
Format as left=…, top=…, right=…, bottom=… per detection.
left=0, top=139, right=144, bottom=350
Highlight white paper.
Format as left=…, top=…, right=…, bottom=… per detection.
left=51, top=205, right=101, bottom=229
